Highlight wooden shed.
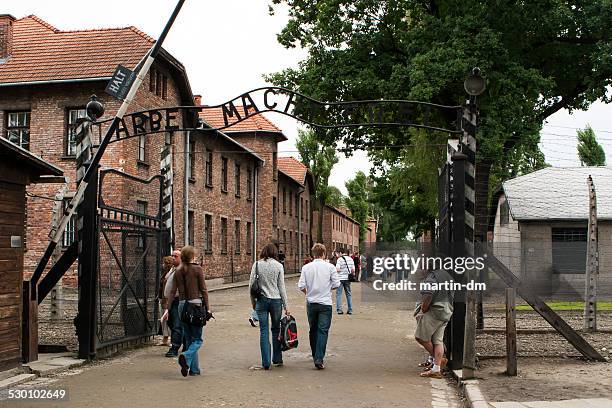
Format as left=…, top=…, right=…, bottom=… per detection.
left=0, top=138, right=63, bottom=372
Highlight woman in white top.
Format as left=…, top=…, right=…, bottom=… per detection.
left=249, top=243, right=290, bottom=370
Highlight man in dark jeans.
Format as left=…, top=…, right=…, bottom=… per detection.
left=298, top=243, right=340, bottom=369
left=164, top=250, right=184, bottom=357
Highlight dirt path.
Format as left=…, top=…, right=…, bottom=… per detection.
left=15, top=280, right=461, bottom=408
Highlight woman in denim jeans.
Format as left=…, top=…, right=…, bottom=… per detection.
left=249, top=243, right=290, bottom=370
left=172, top=246, right=210, bottom=377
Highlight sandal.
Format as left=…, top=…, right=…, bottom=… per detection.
left=419, top=370, right=442, bottom=379
left=418, top=361, right=433, bottom=368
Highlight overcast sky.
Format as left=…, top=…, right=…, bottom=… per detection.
left=5, top=0, right=611, bottom=193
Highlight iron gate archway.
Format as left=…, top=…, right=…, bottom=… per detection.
left=96, top=169, right=167, bottom=351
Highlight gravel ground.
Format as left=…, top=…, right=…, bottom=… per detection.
left=474, top=299, right=612, bottom=403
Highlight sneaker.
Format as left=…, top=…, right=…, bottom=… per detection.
left=273, top=362, right=284, bottom=367
left=347, top=311, right=353, bottom=315
left=178, top=354, right=189, bottom=377
left=188, top=371, right=201, bottom=376
left=165, top=348, right=178, bottom=358
left=248, top=315, right=258, bottom=327
left=314, top=361, right=325, bottom=370
left=337, top=311, right=344, bottom=315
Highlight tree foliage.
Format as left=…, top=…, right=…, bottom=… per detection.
left=577, top=125, right=606, bottom=166
left=269, top=0, right=612, bottom=238
left=296, top=129, right=339, bottom=241
left=344, top=171, right=371, bottom=240
left=324, top=185, right=345, bottom=208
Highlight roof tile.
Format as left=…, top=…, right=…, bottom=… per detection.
left=278, top=156, right=308, bottom=185
left=0, top=15, right=154, bottom=84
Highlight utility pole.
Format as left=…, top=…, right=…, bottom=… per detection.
left=584, top=175, right=598, bottom=331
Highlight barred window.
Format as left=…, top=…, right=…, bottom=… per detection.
left=62, top=198, right=77, bottom=248
left=204, top=214, right=213, bottom=254
left=220, top=217, right=228, bottom=254
left=66, top=108, right=86, bottom=156
left=6, top=111, right=30, bottom=150
left=205, top=149, right=213, bottom=187
left=235, top=219, right=241, bottom=254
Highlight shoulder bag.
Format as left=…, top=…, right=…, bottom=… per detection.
left=179, top=266, right=207, bottom=327
left=342, top=256, right=356, bottom=282
left=250, top=260, right=264, bottom=300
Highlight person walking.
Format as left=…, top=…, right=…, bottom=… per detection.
left=335, top=249, right=355, bottom=315
left=163, top=250, right=184, bottom=357
left=172, top=246, right=210, bottom=377
left=158, top=255, right=174, bottom=347
left=249, top=243, right=290, bottom=370
left=298, top=243, right=340, bottom=369
left=414, top=268, right=454, bottom=379
left=352, top=251, right=361, bottom=282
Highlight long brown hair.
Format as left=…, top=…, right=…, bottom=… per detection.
left=259, top=243, right=278, bottom=261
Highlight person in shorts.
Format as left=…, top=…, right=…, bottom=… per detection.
left=414, top=268, right=454, bottom=379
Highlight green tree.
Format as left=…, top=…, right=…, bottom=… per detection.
left=269, top=0, right=612, bottom=239
left=344, top=171, right=370, bottom=240
left=324, top=185, right=345, bottom=208
left=296, top=129, right=339, bottom=242
left=577, top=126, right=606, bottom=166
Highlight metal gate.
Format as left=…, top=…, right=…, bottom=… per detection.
left=96, top=169, right=167, bottom=351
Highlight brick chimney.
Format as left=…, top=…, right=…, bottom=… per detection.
left=193, top=94, right=202, bottom=106
left=0, top=15, right=16, bottom=60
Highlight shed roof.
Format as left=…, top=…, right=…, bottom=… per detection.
left=502, top=167, right=612, bottom=221
left=0, top=137, right=64, bottom=178
left=278, top=156, right=308, bottom=185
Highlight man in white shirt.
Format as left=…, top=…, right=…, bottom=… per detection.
left=335, top=249, right=355, bottom=315
left=298, top=243, right=340, bottom=369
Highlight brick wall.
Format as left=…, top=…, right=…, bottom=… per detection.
left=0, top=63, right=183, bottom=287
left=172, top=130, right=260, bottom=281
left=313, top=205, right=360, bottom=257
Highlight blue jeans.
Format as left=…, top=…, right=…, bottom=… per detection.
left=168, top=298, right=184, bottom=351
left=250, top=309, right=259, bottom=322
left=306, top=302, right=332, bottom=363
left=336, top=280, right=353, bottom=313
left=178, top=301, right=204, bottom=375
left=256, top=297, right=282, bottom=368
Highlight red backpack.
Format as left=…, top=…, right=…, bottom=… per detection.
left=278, top=315, right=299, bottom=351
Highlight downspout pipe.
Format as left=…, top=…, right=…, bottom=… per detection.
left=183, top=131, right=190, bottom=245
left=253, top=164, right=259, bottom=262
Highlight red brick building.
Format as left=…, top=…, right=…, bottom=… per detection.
left=0, top=14, right=193, bottom=286
left=198, top=110, right=316, bottom=275
left=0, top=14, right=318, bottom=287
left=313, top=205, right=360, bottom=255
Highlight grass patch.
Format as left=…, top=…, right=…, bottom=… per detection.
left=516, top=301, right=612, bottom=311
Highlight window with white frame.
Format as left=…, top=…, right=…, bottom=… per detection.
left=6, top=111, right=31, bottom=150
left=66, top=108, right=86, bottom=156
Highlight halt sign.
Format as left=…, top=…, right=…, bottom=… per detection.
left=105, top=65, right=136, bottom=101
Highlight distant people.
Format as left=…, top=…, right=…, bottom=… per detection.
left=360, top=253, right=367, bottom=281
left=249, top=243, right=290, bottom=370
left=335, top=249, right=355, bottom=315
left=351, top=251, right=361, bottom=282
left=172, top=246, right=210, bottom=377
left=329, top=251, right=338, bottom=266
left=158, top=256, right=174, bottom=346
left=162, top=250, right=183, bottom=357
left=303, top=255, right=313, bottom=265
left=278, top=248, right=286, bottom=268
left=298, top=243, right=340, bottom=369
left=414, top=268, right=454, bottom=379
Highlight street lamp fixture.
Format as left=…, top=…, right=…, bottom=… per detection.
left=86, top=94, right=105, bottom=121
left=464, top=67, right=486, bottom=97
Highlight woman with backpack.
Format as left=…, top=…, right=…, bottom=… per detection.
left=172, top=245, right=210, bottom=377
left=249, top=243, right=290, bottom=370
